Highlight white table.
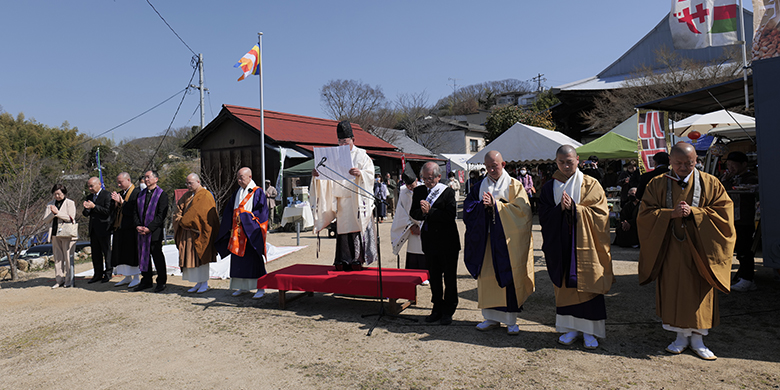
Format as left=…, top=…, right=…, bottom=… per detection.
left=281, top=204, right=314, bottom=229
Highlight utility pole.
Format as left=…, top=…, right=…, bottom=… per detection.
left=190, top=53, right=208, bottom=131
left=447, top=77, right=459, bottom=94
left=531, top=73, right=546, bottom=92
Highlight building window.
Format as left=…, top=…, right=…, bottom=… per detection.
left=470, top=139, right=479, bottom=153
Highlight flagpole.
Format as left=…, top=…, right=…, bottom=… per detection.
left=258, top=32, right=266, bottom=186
left=737, top=0, right=749, bottom=109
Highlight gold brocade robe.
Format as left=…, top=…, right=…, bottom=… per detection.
left=478, top=179, right=535, bottom=309
left=637, top=171, right=735, bottom=329
left=550, top=171, right=613, bottom=308
left=173, top=187, right=220, bottom=268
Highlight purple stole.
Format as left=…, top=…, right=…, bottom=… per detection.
left=137, top=187, right=162, bottom=272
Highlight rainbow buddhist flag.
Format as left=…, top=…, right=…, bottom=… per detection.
left=234, top=45, right=261, bottom=81
left=670, top=0, right=739, bottom=49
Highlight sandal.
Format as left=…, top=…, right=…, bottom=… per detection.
left=558, top=331, right=579, bottom=346
left=665, top=340, right=688, bottom=354
left=692, top=346, right=717, bottom=360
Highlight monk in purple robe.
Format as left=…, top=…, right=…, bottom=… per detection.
left=464, top=151, right=535, bottom=335
left=216, top=167, right=269, bottom=299
left=538, top=145, right=613, bottom=349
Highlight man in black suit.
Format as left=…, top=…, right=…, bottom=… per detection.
left=83, top=177, right=113, bottom=283
left=133, top=170, right=170, bottom=293
left=410, top=162, right=461, bottom=325
left=636, top=152, right=670, bottom=201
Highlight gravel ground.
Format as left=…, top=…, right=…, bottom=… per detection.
left=1, top=216, right=779, bottom=390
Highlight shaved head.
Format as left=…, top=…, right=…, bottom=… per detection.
left=670, top=142, right=696, bottom=158
left=670, top=142, right=697, bottom=178
left=555, top=144, right=579, bottom=178
left=237, top=167, right=253, bottom=189
left=556, top=145, right=577, bottom=158
left=484, top=150, right=505, bottom=181
left=186, top=173, right=202, bottom=192
left=87, top=177, right=101, bottom=194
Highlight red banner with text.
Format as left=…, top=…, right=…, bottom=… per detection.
left=637, top=111, right=670, bottom=174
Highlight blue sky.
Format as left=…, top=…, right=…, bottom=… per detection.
left=1, top=1, right=733, bottom=140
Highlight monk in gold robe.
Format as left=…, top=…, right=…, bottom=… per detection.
left=464, top=151, right=534, bottom=335
left=173, top=173, right=220, bottom=293
left=539, top=145, right=613, bottom=349
left=637, top=143, right=735, bottom=360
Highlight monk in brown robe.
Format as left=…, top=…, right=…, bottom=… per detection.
left=173, top=173, right=220, bottom=293
left=637, top=143, right=736, bottom=360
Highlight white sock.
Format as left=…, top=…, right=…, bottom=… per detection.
left=188, top=282, right=201, bottom=293
left=675, top=332, right=690, bottom=347
left=197, top=282, right=209, bottom=293
left=252, top=289, right=265, bottom=298
left=690, top=333, right=706, bottom=350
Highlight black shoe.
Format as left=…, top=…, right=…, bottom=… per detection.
left=335, top=264, right=344, bottom=271
left=101, top=274, right=111, bottom=283
left=439, top=315, right=453, bottom=325
left=424, top=312, right=442, bottom=323
left=133, top=283, right=153, bottom=292
left=351, top=263, right=363, bottom=271
left=87, top=276, right=102, bottom=284
left=154, top=284, right=166, bottom=293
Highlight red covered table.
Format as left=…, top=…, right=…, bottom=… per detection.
left=257, top=264, right=429, bottom=311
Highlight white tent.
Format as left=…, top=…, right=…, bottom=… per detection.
left=439, top=153, right=484, bottom=172
left=468, top=123, right=582, bottom=164
left=672, top=109, right=754, bottom=137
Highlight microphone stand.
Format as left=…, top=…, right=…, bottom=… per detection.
left=317, top=159, right=417, bottom=336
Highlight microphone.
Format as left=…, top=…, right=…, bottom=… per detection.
left=317, top=156, right=327, bottom=168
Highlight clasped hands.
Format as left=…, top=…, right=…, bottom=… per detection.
left=671, top=201, right=691, bottom=219
left=136, top=226, right=151, bottom=235
left=560, top=191, right=573, bottom=211
left=482, top=192, right=495, bottom=208
left=110, top=192, right=123, bottom=204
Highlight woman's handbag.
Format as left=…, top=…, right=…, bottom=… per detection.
left=56, top=217, right=78, bottom=238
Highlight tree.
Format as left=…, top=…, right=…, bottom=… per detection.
left=0, top=152, right=54, bottom=281
left=201, top=158, right=242, bottom=216
left=436, top=79, right=533, bottom=115
left=320, top=79, right=388, bottom=129
left=582, top=46, right=745, bottom=133
left=531, top=89, right=561, bottom=112
left=485, top=106, right=556, bottom=143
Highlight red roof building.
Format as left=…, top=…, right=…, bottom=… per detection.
left=184, top=105, right=438, bottom=210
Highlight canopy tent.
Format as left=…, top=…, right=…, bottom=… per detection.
left=467, top=123, right=582, bottom=164
left=576, top=132, right=638, bottom=160
left=607, top=113, right=638, bottom=140
left=672, top=109, right=754, bottom=137
left=439, top=153, right=484, bottom=172
left=283, top=159, right=380, bottom=178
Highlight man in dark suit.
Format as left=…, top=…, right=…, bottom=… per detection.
left=410, top=162, right=461, bottom=325
left=636, top=152, right=670, bottom=201
left=83, top=176, right=113, bottom=283
left=133, top=170, right=170, bottom=292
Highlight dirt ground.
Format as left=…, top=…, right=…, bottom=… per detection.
left=1, top=216, right=779, bottom=390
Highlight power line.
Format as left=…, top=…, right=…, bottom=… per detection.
left=76, top=88, right=188, bottom=148
left=143, top=65, right=198, bottom=173
left=146, top=0, right=197, bottom=56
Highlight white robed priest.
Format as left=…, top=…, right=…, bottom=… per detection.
left=310, top=120, right=378, bottom=270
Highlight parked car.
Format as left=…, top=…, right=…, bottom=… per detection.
left=0, top=241, right=90, bottom=267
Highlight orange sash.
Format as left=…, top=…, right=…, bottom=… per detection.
left=228, top=187, right=258, bottom=257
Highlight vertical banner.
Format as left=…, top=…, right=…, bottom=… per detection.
left=637, top=111, right=670, bottom=174
left=274, top=146, right=286, bottom=202
left=95, top=148, right=105, bottom=189
left=445, top=159, right=452, bottom=178
left=457, top=170, right=465, bottom=184
left=752, top=0, right=780, bottom=60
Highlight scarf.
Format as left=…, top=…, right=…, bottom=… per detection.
left=229, top=186, right=259, bottom=257
left=553, top=169, right=583, bottom=205
left=137, top=186, right=162, bottom=272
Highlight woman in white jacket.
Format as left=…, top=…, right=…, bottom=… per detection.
left=43, top=184, right=77, bottom=288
